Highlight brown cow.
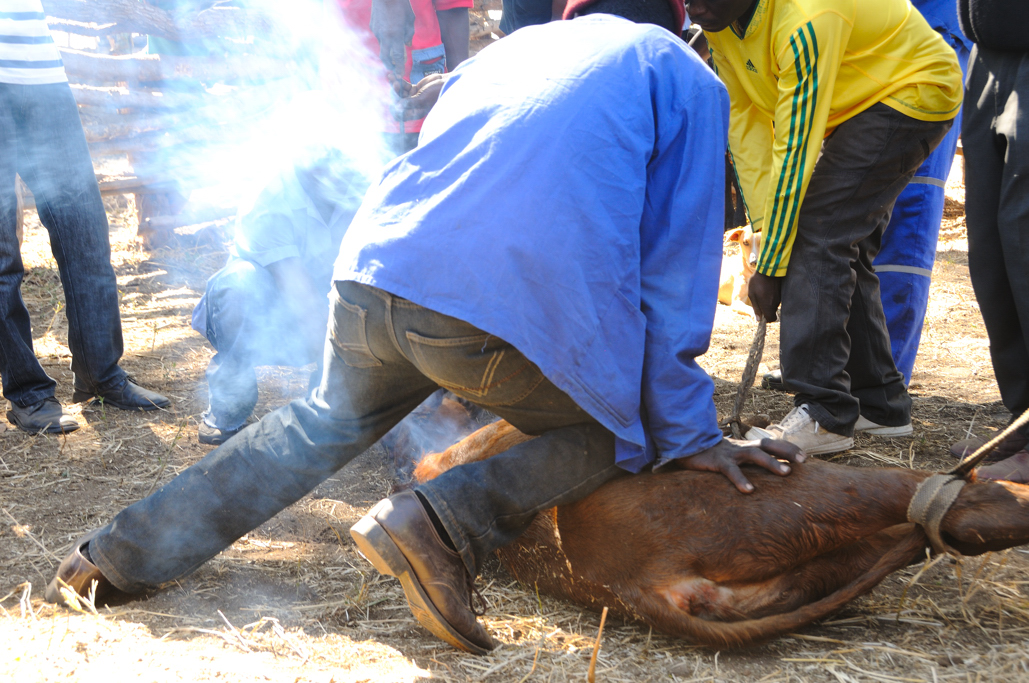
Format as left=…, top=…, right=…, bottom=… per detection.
left=410, top=419, right=1029, bottom=648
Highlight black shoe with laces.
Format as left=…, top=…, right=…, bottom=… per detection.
left=73, top=378, right=170, bottom=411
left=7, top=397, right=80, bottom=434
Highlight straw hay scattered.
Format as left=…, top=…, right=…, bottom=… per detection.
left=4, top=139, right=1029, bottom=683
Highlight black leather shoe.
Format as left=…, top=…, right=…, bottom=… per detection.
left=73, top=378, right=170, bottom=411
left=197, top=421, right=242, bottom=446
left=351, top=491, right=495, bottom=655
left=7, top=397, right=79, bottom=434
left=45, top=530, right=114, bottom=607
left=761, top=368, right=790, bottom=392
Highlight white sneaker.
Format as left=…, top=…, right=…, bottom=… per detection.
left=854, top=415, right=913, bottom=437
left=744, top=405, right=854, bottom=455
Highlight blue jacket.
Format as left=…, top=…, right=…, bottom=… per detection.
left=334, top=15, right=730, bottom=471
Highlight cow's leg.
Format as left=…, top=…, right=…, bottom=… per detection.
left=414, top=419, right=535, bottom=482
left=549, top=461, right=927, bottom=587
left=627, top=524, right=928, bottom=648
left=657, top=523, right=921, bottom=621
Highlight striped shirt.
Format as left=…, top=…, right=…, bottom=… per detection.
left=0, top=0, right=66, bottom=84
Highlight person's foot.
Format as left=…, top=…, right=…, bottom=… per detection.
left=350, top=491, right=494, bottom=655
left=761, top=368, right=790, bottom=392
left=977, top=452, right=1029, bottom=484
left=854, top=415, right=913, bottom=437
left=73, top=378, right=170, bottom=411
left=45, top=530, right=114, bottom=607
left=745, top=404, right=853, bottom=456
left=7, top=397, right=80, bottom=435
left=197, top=421, right=242, bottom=446
left=950, top=426, right=1028, bottom=462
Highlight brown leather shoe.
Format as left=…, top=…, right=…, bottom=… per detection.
left=45, top=530, right=113, bottom=607
left=350, top=491, right=494, bottom=655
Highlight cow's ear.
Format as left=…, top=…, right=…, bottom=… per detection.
left=727, top=228, right=744, bottom=243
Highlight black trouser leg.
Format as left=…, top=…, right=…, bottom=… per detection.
left=964, top=47, right=1029, bottom=417
left=779, top=103, right=951, bottom=433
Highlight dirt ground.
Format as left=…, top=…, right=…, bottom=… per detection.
left=4, top=160, right=1029, bottom=683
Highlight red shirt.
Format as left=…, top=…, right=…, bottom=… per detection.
left=329, top=0, right=472, bottom=133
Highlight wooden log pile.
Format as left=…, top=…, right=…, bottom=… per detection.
left=35, top=0, right=297, bottom=245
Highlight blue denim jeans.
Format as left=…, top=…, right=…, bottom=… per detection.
left=91, top=282, right=622, bottom=590
left=0, top=83, right=126, bottom=406
left=196, top=258, right=325, bottom=430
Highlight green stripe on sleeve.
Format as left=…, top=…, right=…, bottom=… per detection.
left=769, top=22, right=819, bottom=274
left=758, top=29, right=806, bottom=273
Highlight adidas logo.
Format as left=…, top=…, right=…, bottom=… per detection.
left=745, top=59, right=758, bottom=73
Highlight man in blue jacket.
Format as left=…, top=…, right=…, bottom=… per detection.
left=46, top=0, right=803, bottom=655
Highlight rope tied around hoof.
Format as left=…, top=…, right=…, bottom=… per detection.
left=907, top=473, right=966, bottom=555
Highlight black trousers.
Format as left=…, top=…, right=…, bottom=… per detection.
left=964, top=46, right=1029, bottom=417
left=779, top=103, right=952, bottom=435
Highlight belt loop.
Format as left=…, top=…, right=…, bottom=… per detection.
left=382, top=288, right=405, bottom=355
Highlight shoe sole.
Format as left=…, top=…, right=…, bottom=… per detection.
left=745, top=426, right=776, bottom=441
left=800, top=436, right=854, bottom=456
left=6, top=410, right=79, bottom=435
left=747, top=426, right=854, bottom=455
left=857, top=425, right=913, bottom=437
left=197, top=431, right=239, bottom=446
left=350, top=515, right=491, bottom=656
left=72, top=390, right=168, bottom=411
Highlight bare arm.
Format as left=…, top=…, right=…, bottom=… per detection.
left=436, top=7, right=469, bottom=71
left=370, top=0, right=416, bottom=77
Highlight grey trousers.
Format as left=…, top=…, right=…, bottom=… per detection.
left=780, top=103, right=952, bottom=435
left=90, top=282, right=623, bottom=591
left=964, top=46, right=1029, bottom=417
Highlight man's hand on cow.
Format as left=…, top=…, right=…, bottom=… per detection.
left=748, top=272, right=782, bottom=322
left=388, top=72, right=446, bottom=121
left=370, top=0, right=416, bottom=78
left=673, top=438, right=806, bottom=494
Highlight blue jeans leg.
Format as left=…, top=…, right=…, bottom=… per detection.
left=200, top=259, right=322, bottom=430
left=0, top=83, right=127, bottom=405
left=4, top=83, right=126, bottom=400
left=89, top=282, right=619, bottom=591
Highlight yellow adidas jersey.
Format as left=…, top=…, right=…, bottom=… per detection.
left=706, top=0, right=962, bottom=277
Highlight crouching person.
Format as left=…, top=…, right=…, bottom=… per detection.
left=45, top=0, right=804, bottom=655
left=192, top=148, right=369, bottom=444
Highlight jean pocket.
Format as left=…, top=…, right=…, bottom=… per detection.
left=328, top=289, right=382, bottom=368
left=406, top=331, right=544, bottom=406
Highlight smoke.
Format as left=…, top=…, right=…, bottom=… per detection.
left=47, top=0, right=414, bottom=423
left=382, top=390, right=496, bottom=488
left=69, top=0, right=395, bottom=216
left=184, top=1, right=393, bottom=210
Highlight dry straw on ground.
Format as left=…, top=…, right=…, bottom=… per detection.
left=4, top=157, right=1029, bottom=682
